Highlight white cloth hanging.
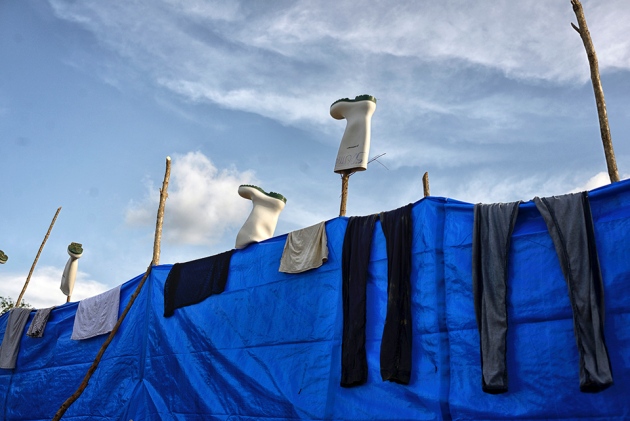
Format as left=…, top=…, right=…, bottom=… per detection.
left=71, top=285, right=121, bottom=340
left=279, top=222, right=328, bottom=274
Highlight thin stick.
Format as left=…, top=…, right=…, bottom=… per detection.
left=51, top=263, right=153, bottom=421
left=16, top=207, right=61, bottom=306
left=52, top=157, right=172, bottom=420
left=571, top=0, right=620, bottom=183
left=339, top=172, right=350, bottom=217
left=422, top=172, right=430, bottom=197
left=152, top=156, right=172, bottom=265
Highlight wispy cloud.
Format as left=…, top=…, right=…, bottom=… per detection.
left=446, top=170, right=628, bottom=204
left=47, top=0, right=630, bottom=134
left=126, top=151, right=256, bottom=245
left=158, top=79, right=335, bottom=127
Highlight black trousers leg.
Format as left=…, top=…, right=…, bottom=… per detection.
left=341, top=214, right=378, bottom=387
left=534, top=192, right=613, bottom=392
left=472, top=201, right=520, bottom=394
left=379, top=204, right=413, bottom=384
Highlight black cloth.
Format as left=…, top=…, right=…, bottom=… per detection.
left=534, top=192, right=613, bottom=393
left=379, top=204, right=414, bottom=385
left=472, top=201, right=521, bottom=394
left=164, top=249, right=234, bottom=317
left=341, top=214, right=378, bottom=387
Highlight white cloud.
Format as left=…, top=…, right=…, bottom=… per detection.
left=447, top=171, right=573, bottom=204
left=570, top=171, right=612, bottom=192
left=233, top=0, right=630, bottom=83
left=125, top=151, right=257, bottom=245
left=47, top=0, right=630, bottom=133
left=447, top=169, right=630, bottom=205
left=570, top=171, right=630, bottom=193
left=158, top=79, right=334, bottom=127
left=162, top=0, right=242, bottom=22
left=0, top=266, right=109, bottom=309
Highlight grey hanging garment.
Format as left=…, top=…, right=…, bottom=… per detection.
left=27, top=307, right=55, bottom=338
left=534, top=192, right=613, bottom=392
left=0, top=308, right=32, bottom=369
left=472, top=201, right=521, bottom=394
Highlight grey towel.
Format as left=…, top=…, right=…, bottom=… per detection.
left=0, top=308, right=32, bottom=369
left=27, top=307, right=55, bottom=338
left=279, top=222, right=328, bottom=274
left=71, top=285, right=121, bottom=340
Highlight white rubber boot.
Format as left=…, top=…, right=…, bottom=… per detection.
left=235, top=185, right=286, bottom=249
left=331, top=94, right=377, bottom=173
left=60, top=242, right=83, bottom=297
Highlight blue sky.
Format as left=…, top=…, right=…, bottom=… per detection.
left=1, top=0, right=630, bottom=308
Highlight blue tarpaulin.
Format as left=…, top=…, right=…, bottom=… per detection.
left=2, top=179, right=630, bottom=420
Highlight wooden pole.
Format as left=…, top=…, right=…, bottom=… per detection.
left=51, top=263, right=153, bottom=421
left=339, top=172, right=350, bottom=217
left=152, top=156, right=172, bottom=265
left=571, top=0, right=620, bottom=183
left=16, top=207, right=61, bottom=307
left=52, top=157, right=172, bottom=420
left=422, top=172, right=430, bottom=197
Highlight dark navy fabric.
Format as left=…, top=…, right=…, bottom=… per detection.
left=2, top=180, right=630, bottom=420
left=341, top=214, right=378, bottom=387
left=379, top=203, right=414, bottom=385
left=534, top=192, right=613, bottom=392
left=472, top=201, right=521, bottom=393
left=163, top=249, right=233, bottom=317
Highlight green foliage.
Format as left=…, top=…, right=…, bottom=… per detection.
left=0, top=296, right=31, bottom=315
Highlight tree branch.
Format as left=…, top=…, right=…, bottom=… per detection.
left=16, top=207, right=61, bottom=306
left=571, top=0, right=620, bottom=183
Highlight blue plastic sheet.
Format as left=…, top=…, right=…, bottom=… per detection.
left=2, top=180, right=630, bottom=420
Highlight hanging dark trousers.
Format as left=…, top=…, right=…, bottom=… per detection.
left=534, top=192, right=613, bottom=393
left=379, top=203, right=413, bottom=384
left=472, top=201, right=521, bottom=394
left=341, top=205, right=414, bottom=387
left=341, top=214, right=379, bottom=387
